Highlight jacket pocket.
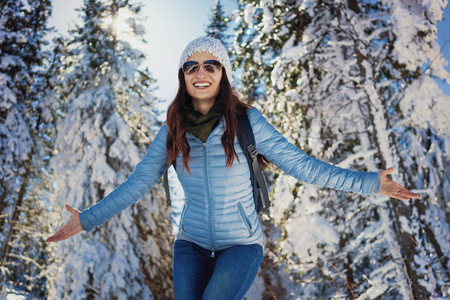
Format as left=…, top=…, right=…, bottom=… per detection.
left=238, top=202, right=255, bottom=236
left=179, top=201, right=190, bottom=232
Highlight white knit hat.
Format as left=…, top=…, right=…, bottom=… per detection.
left=179, top=36, right=233, bottom=86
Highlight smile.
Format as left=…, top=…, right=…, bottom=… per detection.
left=194, top=82, right=211, bottom=87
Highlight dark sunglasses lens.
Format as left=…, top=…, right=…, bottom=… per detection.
left=203, top=60, right=222, bottom=73
left=183, top=62, right=199, bottom=75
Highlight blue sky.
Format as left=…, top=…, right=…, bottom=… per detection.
left=49, top=0, right=237, bottom=105
left=437, top=6, right=450, bottom=94
left=48, top=0, right=450, bottom=101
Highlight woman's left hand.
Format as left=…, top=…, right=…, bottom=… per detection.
left=379, top=167, right=421, bottom=201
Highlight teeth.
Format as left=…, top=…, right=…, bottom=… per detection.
left=194, top=83, right=210, bottom=87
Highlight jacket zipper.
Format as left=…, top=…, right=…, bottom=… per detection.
left=179, top=201, right=190, bottom=232
left=238, top=202, right=255, bottom=236
left=203, top=141, right=216, bottom=257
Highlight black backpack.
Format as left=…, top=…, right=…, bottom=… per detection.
left=163, top=111, right=270, bottom=213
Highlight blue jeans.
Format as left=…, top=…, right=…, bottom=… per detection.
left=173, top=240, right=263, bottom=300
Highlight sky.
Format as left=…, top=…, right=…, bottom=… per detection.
left=48, top=0, right=238, bottom=112
left=436, top=6, right=450, bottom=94
left=48, top=0, right=450, bottom=105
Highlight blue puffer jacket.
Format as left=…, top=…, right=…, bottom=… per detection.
left=80, top=108, right=381, bottom=251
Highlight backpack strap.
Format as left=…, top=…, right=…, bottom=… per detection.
left=246, top=144, right=270, bottom=210
left=237, top=111, right=270, bottom=212
left=163, top=169, right=171, bottom=207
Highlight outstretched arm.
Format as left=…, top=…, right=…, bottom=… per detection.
left=72, top=125, right=169, bottom=232
left=46, top=204, right=83, bottom=243
left=248, top=108, right=378, bottom=194
left=378, top=167, right=421, bottom=201
left=247, top=108, right=423, bottom=198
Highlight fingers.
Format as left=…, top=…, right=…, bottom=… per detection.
left=391, top=188, right=421, bottom=200
left=379, top=167, right=421, bottom=201
left=390, top=191, right=420, bottom=201
left=46, top=229, right=67, bottom=243
left=382, top=167, right=394, bottom=176
left=47, top=232, right=72, bottom=243
left=46, top=205, right=83, bottom=243
left=379, top=167, right=394, bottom=179
left=46, top=224, right=82, bottom=243
left=401, top=188, right=421, bottom=199
left=384, top=184, right=421, bottom=200
left=46, top=225, right=71, bottom=242
left=65, top=204, right=79, bottom=215
left=46, top=234, right=60, bottom=243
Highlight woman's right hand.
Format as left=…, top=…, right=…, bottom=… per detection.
left=46, top=204, right=83, bottom=243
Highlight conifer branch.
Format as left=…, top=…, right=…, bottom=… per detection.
left=409, top=236, right=437, bottom=300
left=397, top=241, right=414, bottom=300
left=327, top=261, right=356, bottom=299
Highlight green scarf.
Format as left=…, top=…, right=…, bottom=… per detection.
left=185, top=98, right=224, bottom=143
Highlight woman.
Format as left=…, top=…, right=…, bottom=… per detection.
left=47, top=37, right=420, bottom=299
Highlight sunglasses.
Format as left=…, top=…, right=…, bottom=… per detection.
left=182, top=60, right=222, bottom=75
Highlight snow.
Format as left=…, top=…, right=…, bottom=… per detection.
left=260, top=0, right=274, bottom=34
left=271, top=173, right=297, bottom=225
left=243, top=4, right=257, bottom=27
left=233, top=0, right=450, bottom=298
left=2, top=0, right=450, bottom=298
left=91, top=156, right=116, bottom=186
left=401, top=76, right=450, bottom=134
left=361, top=261, right=396, bottom=298
left=281, top=213, right=339, bottom=261
left=3, top=293, right=25, bottom=300
left=389, top=0, right=450, bottom=82
left=37, top=1, right=173, bottom=298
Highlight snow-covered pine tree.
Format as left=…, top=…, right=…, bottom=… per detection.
left=48, top=0, right=173, bottom=298
left=0, top=0, right=54, bottom=298
left=205, top=0, right=230, bottom=47
left=233, top=0, right=450, bottom=298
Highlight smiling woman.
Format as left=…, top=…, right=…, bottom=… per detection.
left=183, top=52, right=223, bottom=114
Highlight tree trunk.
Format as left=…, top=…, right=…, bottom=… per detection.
left=1, top=159, right=31, bottom=267
left=259, top=217, right=288, bottom=300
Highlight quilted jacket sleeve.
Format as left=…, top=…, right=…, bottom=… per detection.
left=247, top=108, right=381, bottom=195
left=79, top=125, right=170, bottom=231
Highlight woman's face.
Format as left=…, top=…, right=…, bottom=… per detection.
left=184, top=52, right=222, bottom=109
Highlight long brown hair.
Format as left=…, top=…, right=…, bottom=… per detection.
left=166, top=68, right=251, bottom=174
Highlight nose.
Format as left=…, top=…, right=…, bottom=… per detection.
left=195, top=65, right=207, bottom=78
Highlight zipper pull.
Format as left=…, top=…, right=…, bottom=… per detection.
left=211, top=249, right=215, bottom=258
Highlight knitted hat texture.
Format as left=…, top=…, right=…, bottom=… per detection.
left=179, top=36, right=233, bottom=86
